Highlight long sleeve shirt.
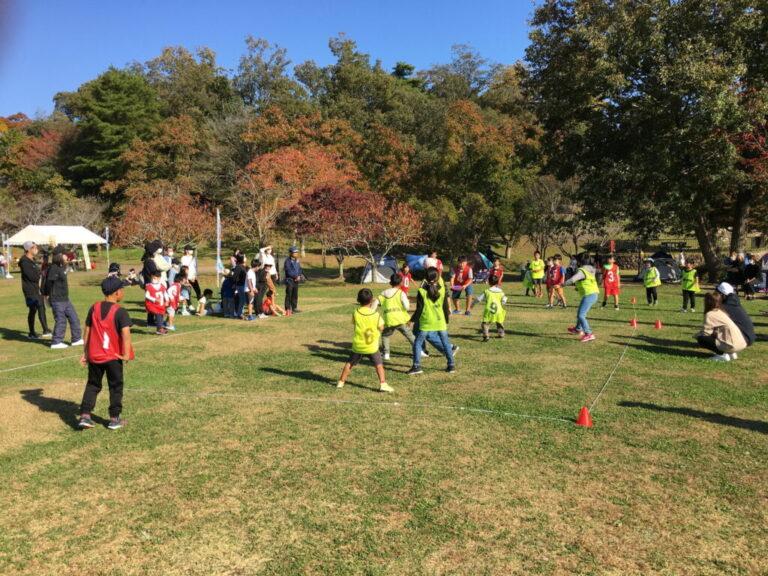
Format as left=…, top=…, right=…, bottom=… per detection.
left=284, top=257, right=302, bottom=281
left=565, top=264, right=596, bottom=286
left=44, top=263, right=69, bottom=302
left=410, top=289, right=451, bottom=327
left=19, top=255, right=42, bottom=298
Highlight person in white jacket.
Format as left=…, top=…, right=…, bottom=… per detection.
left=259, top=245, right=279, bottom=281
left=181, top=245, right=201, bottom=301
left=153, top=246, right=171, bottom=286
left=695, top=292, right=747, bottom=362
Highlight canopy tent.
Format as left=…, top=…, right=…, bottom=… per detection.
left=361, top=255, right=398, bottom=284
left=5, top=225, right=107, bottom=270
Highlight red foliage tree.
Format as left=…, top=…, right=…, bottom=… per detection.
left=112, top=181, right=214, bottom=248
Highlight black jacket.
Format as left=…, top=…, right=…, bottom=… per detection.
left=19, top=255, right=42, bottom=299
left=411, top=284, right=451, bottom=328
left=44, top=263, right=69, bottom=302
left=722, top=294, right=756, bottom=346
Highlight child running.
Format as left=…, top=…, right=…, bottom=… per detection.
left=77, top=276, right=134, bottom=430
left=564, top=254, right=599, bottom=342
left=546, top=254, right=567, bottom=308
left=397, top=263, right=413, bottom=294
left=145, top=271, right=168, bottom=335
left=408, top=267, right=457, bottom=375
left=680, top=260, right=700, bottom=313
left=337, top=289, right=393, bottom=393
left=476, top=274, right=507, bottom=341
left=601, top=254, right=621, bottom=310
left=376, top=274, right=417, bottom=361
left=643, top=258, right=661, bottom=306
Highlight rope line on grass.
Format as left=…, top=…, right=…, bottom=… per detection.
left=0, top=327, right=215, bottom=375
left=588, top=326, right=637, bottom=412
left=124, top=386, right=574, bottom=424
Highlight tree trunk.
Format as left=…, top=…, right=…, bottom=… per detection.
left=730, top=189, right=752, bottom=253
left=572, top=233, right=579, bottom=256
left=300, top=237, right=306, bottom=258
left=504, top=240, right=512, bottom=259
left=694, top=215, right=721, bottom=282
left=321, top=245, right=327, bottom=269
left=336, top=253, right=345, bottom=280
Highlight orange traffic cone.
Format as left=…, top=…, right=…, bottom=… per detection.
left=576, top=406, right=593, bottom=428
left=654, top=319, right=663, bottom=330
left=629, top=318, right=638, bottom=327
left=631, top=297, right=637, bottom=305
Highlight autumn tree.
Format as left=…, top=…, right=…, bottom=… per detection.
left=232, top=145, right=362, bottom=246
left=112, top=181, right=214, bottom=248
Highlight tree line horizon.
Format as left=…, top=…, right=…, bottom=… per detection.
left=1, top=1, right=766, bottom=280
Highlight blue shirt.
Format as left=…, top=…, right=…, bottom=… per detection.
left=284, top=257, right=302, bottom=281
left=221, top=277, right=234, bottom=298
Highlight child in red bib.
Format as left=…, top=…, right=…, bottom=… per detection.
left=601, top=255, right=621, bottom=310
left=145, top=272, right=168, bottom=335
left=78, top=276, right=134, bottom=430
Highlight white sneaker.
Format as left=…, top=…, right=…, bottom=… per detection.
left=379, top=383, right=394, bottom=393
left=680, top=308, right=687, bottom=313
left=258, top=314, right=268, bottom=319
left=181, top=310, right=191, bottom=316
left=730, top=352, right=738, bottom=360
left=71, top=339, right=84, bottom=346
left=50, top=342, right=69, bottom=350
left=709, top=353, right=731, bottom=362
left=383, top=353, right=390, bottom=361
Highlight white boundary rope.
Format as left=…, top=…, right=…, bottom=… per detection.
left=588, top=326, right=637, bottom=412
left=124, top=386, right=574, bottom=424
left=0, top=327, right=214, bottom=375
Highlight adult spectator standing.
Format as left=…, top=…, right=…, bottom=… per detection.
left=0, top=251, right=7, bottom=279
left=231, top=254, right=247, bottom=319
left=140, top=241, right=161, bottom=286
left=153, top=243, right=171, bottom=285
left=259, top=245, right=279, bottom=282
left=19, top=241, right=52, bottom=339
left=760, top=252, right=768, bottom=293
left=715, top=282, right=756, bottom=349
left=181, top=245, right=201, bottom=301
left=283, top=246, right=304, bottom=314
left=45, top=245, right=83, bottom=350
left=743, top=255, right=760, bottom=301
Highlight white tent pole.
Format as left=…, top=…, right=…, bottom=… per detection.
left=82, top=244, right=92, bottom=271
left=105, top=226, right=110, bottom=267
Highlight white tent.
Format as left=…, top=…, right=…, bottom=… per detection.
left=361, top=255, right=398, bottom=284
left=5, top=225, right=107, bottom=270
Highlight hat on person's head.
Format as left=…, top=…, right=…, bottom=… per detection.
left=101, top=276, right=124, bottom=296
left=264, top=262, right=272, bottom=268
left=716, top=282, right=735, bottom=296
left=289, top=246, right=299, bottom=254
left=22, top=241, right=36, bottom=251
left=108, top=262, right=121, bottom=274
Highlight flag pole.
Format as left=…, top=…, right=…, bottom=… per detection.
left=215, top=208, right=222, bottom=288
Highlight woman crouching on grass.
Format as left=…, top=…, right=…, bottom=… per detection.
left=695, top=292, right=747, bottom=362
left=564, top=254, right=599, bottom=343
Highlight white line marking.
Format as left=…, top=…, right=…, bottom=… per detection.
left=588, top=326, right=637, bottom=412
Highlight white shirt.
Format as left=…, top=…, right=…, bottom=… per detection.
left=260, top=249, right=278, bottom=277
left=181, top=254, right=198, bottom=281
left=371, top=287, right=410, bottom=312
left=246, top=269, right=257, bottom=292
left=476, top=285, right=508, bottom=304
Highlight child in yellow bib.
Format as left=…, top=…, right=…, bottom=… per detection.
left=476, top=274, right=507, bottom=341
left=337, top=289, right=393, bottom=393
left=680, top=260, right=700, bottom=313
left=375, top=274, right=418, bottom=361
left=643, top=258, right=662, bottom=306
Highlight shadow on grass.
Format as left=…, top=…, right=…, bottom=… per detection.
left=260, top=367, right=331, bottom=385
left=20, top=388, right=110, bottom=430
left=618, top=401, right=768, bottom=435
left=611, top=334, right=710, bottom=359
left=0, top=327, right=51, bottom=346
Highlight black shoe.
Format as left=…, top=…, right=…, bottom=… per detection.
left=27, top=333, right=39, bottom=339
left=446, top=366, right=457, bottom=374
left=406, top=367, right=423, bottom=376
left=482, top=336, right=489, bottom=342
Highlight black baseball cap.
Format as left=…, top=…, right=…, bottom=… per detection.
left=101, top=276, right=124, bottom=296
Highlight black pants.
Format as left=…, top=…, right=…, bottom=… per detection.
left=190, top=279, right=202, bottom=300
left=682, top=290, right=696, bottom=310
left=147, top=312, right=164, bottom=330
left=285, top=280, right=299, bottom=312
left=696, top=333, right=720, bottom=354
left=256, top=284, right=267, bottom=315
left=26, top=296, right=50, bottom=335
left=80, top=360, right=124, bottom=418
left=646, top=287, right=658, bottom=304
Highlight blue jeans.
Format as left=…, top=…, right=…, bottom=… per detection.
left=412, top=329, right=454, bottom=369
left=576, top=293, right=598, bottom=334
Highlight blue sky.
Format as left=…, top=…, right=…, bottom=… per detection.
left=0, top=0, right=537, bottom=117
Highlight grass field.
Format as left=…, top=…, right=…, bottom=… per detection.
left=0, top=254, right=766, bottom=575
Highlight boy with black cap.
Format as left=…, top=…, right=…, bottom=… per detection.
left=283, top=246, right=304, bottom=315
left=78, top=276, right=134, bottom=430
